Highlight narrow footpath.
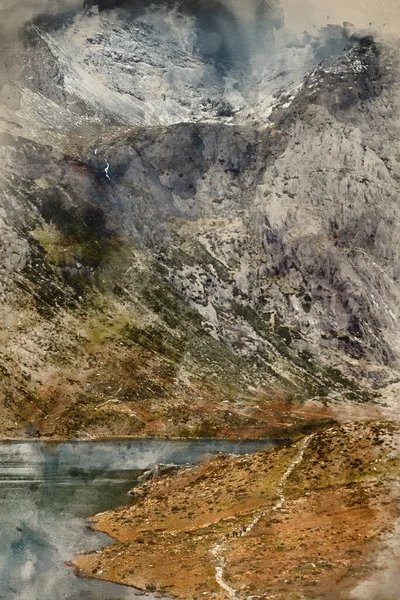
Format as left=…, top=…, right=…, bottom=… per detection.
left=210, top=434, right=315, bottom=599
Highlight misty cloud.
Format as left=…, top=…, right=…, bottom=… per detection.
left=281, top=0, right=400, bottom=39
left=350, top=507, right=400, bottom=600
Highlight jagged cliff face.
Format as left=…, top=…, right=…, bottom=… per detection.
left=0, top=0, right=400, bottom=438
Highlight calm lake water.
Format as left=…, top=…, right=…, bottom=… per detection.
left=0, top=438, right=279, bottom=599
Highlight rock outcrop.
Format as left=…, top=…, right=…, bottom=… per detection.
left=137, top=463, right=180, bottom=484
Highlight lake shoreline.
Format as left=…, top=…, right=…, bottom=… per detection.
left=0, top=437, right=284, bottom=598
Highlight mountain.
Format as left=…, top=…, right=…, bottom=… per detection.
left=0, top=1, right=399, bottom=440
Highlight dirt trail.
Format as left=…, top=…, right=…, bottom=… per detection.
left=211, top=434, right=315, bottom=599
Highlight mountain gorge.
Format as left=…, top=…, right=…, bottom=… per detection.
left=0, top=0, right=399, bottom=443
left=2, top=1, right=400, bottom=598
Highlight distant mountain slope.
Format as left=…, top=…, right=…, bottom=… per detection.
left=0, top=2, right=399, bottom=438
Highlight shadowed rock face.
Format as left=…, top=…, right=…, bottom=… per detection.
left=0, top=0, right=399, bottom=438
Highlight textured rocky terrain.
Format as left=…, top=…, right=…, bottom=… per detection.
left=0, top=0, right=400, bottom=442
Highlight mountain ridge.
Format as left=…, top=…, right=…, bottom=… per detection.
left=0, top=4, right=399, bottom=439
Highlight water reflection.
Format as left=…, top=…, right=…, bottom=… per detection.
left=0, top=478, right=141, bottom=599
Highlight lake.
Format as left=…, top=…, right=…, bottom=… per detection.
left=0, top=438, right=280, bottom=599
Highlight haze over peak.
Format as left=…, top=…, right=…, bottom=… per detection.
left=281, top=0, right=400, bottom=38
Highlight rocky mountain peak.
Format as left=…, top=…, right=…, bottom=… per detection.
left=0, top=1, right=399, bottom=439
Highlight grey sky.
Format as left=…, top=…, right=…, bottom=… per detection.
left=281, top=0, right=400, bottom=37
